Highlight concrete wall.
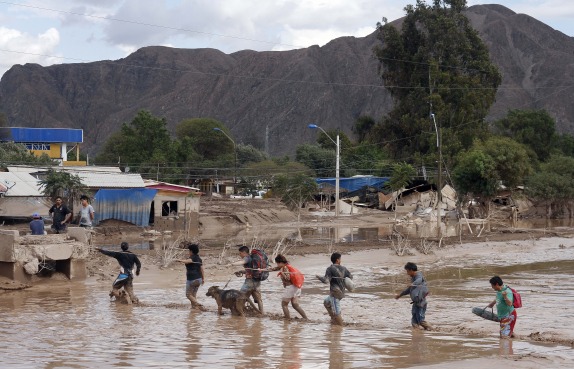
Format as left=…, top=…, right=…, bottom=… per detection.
left=152, top=195, right=199, bottom=236
left=0, top=231, right=89, bottom=283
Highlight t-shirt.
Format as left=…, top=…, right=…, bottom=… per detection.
left=49, top=204, right=71, bottom=225
left=185, top=254, right=203, bottom=281
left=496, top=285, right=515, bottom=317
left=79, top=204, right=94, bottom=226
left=242, top=255, right=254, bottom=279
left=319, top=264, right=352, bottom=299
left=29, top=219, right=45, bottom=235
left=98, top=249, right=141, bottom=276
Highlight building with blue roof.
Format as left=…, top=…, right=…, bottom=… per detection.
left=1, top=127, right=86, bottom=166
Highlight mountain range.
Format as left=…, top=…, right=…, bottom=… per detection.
left=0, top=4, right=573, bottom=158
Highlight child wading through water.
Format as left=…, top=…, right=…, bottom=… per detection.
left=487, top=276, right=517, bottom=338
left=271, top=254, right=307, bottom=320
left=178, top=243, right=207, bottom=311
left=395, top=262, right=432, bottom=330
left=96, top=242, right=141, bottom=304
left=317, top=252, right=352, bottom=325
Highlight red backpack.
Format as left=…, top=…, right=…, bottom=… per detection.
left=286, top=264, right=304, bottom=288
left=509, top=287, right=522, bottom=308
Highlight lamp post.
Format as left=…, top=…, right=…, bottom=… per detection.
left=213, top=128, right=237, bottom=194
left=308, top=124, right=340, bottom=217
left=431, top=113, right=441, bottom=239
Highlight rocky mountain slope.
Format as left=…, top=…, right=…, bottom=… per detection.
left=0, top=4, right=573, bottom=157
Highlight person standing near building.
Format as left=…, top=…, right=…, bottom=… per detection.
left=29, top=213, right=45, bottom=235
left=395, top=262, right=432, bottom=330
left=486, top=276, right=516, bottom=338
left=49, top=196, right=72, bottom=234
left=78, top=195, right=95, bottom=227
left=96, top=242, right=141, bottom=304
left=178, top=243, right=207, bottom=311
left=317, top=252, right=352, bottom=325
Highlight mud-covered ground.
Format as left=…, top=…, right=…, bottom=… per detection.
left=3, top=199, right=574, bottom=368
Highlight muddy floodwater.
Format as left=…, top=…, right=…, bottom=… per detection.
left=2, top=237, right=574, bottom=368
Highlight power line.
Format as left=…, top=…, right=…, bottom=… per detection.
left=0, top=0, right=299, bottom=49
left=3, top=0, right=574, bottom=81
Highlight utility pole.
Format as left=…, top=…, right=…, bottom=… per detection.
left=308, top=124, right=340, bottom=217
left=431, top=113, right=441, bottom=239
left=213, top=128, right=237, bottom=194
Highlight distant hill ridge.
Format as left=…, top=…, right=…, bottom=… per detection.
left=0, top=4, right=573, bottom=157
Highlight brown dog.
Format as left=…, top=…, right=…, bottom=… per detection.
left=206, top=285, right=261, bottom=316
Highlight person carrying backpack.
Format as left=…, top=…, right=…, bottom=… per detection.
left=270, top=254, right=307, bottom=320
left=486, top=276, right=517, bottom=338
left=232, top=245, right=267, bottom=314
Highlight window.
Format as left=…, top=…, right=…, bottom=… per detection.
left=161, top=201, right=178, bottom=216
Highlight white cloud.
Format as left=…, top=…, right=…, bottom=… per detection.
left=98, top=0, right=397, bottom=54
left=1, top=0, right=573, bottom=78
left=0, top=27, right=61, bottom=76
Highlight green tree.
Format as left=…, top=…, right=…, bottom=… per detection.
left=352, top=115, right=376, bottom=143
left=316, top=129, right=352, bottom=153
left=494, top=109, right=557, bottom=162
left=273, top=173, right=318, bottom=221
left=526, top=156, right=574, bottom=218
left=385, top=162, right=416, bottom=217
left=175, top=118, right=233, bottom=160
left=555, top=133, right=574, bottom=157
left=239, top=160, right=312, bottom=195
left=0, top=142, right=54, bottom=167
left=342, top=142, right=390, bottom=176
left=236, top=144, right=268, bottom=166
left=295, top=144, right=337, bottom=177
left=39, top=169, right=87, bottom=207
left=475, top=136, right=532, bottom=188
left=373, top=0, right=501, bottom=161
left=452, top=148, right=498, bottom=217
left=95, top=110, right=174, bottom=168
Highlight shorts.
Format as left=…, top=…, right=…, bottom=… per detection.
left=186, top=278, right=202, bottom=296
left=282, top=285, right=302, bottom=300
left=240, top=278, right=261, bottom=293
left=500, top=310, right=517, bottom=338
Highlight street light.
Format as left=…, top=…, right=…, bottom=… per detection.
left=430, top=113, right=441, bottom=239
left=213, top=127, right=237, bottom=194
left=308, top=124, right=340, bottom=217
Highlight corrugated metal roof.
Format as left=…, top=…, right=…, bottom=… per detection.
left=7, top=165, right=123, bottom=173
left=7, top=166, right=143, bottom=188
left=76, top=172, right=144, bottom=188
left=144, top=179, right=199, bottom=193
left=0, top=172, right=43, bottom=196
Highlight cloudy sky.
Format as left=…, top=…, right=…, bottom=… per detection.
left=1, top=0, right=573, bottom=77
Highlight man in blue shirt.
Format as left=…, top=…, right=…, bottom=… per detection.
left=29, top=213, right=45, bottom=235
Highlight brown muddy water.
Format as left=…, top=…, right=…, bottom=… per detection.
left=201, top=218, right=574, bottom=246
left=2, top=243, right=574, bottom=368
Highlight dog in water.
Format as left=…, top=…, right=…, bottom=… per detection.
left=206, top=286, right=261, bottom=316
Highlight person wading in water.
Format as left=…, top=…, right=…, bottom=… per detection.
left=177, top=243, right=207, bottom=311
left=96, top=242, right=141, bottom=304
